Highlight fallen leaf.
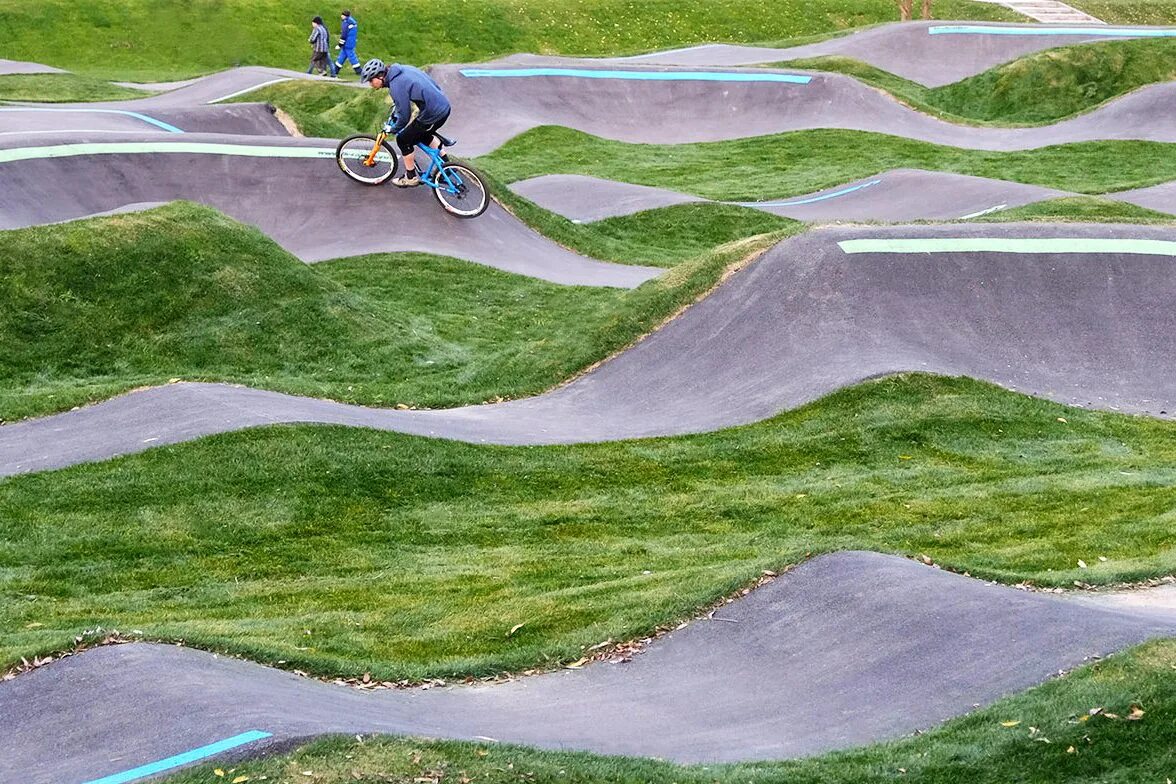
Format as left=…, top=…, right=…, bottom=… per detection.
left=507, top=622, right=526, bottom=637
left=215, top=771, right=225, bottom=778
left=564, top=657, right=589, bottom=669
left=1057, top=417, right=1068, bottom=423
left=898, top=455, right=913, bottom=460
left=1066, top=746, right=1076, bottom=754
left=1077, top=559, right=1087, bottom=569
left=232, top=777, right=250, bottom=783
left=1127, top=705, right=1145, bottom=720
left=1000, top=720, right=1021, bottom=727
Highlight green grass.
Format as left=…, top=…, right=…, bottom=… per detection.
left=0, top=73, right=148, bottom=102
left=0, top=201, right=790, bottom=423
left=231, top=81, right=390, bottom=139
left=778, top=38, right=1176, bottom=126
left=983, top=196, right=1174, bottom=222
left=0, top=1, right=1018, bottom=82
left=478, top=126, right=1176, bottom=201
left=1069, top=0, right=1176, bottom=24
left=4, top=375, right=1176, bottom=680
left=162, top=640, right=1176, bottom=784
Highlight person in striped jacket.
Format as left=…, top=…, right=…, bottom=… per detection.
left=307, top=16, right=331, bottom=76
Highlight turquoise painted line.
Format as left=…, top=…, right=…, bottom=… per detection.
left=740, top=179, right=881, bottom=208
left=80, top=730, right=272, bottom=784
left=460, top=67, right=812, bottom=84
left=838, top=238, right=1176, bottom=256
left=930, top=25, right=1176, bottom=37
left=0, top=141, right=392, bottom=165
left=0, top=107, right=184, bottom=133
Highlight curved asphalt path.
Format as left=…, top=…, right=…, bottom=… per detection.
left=510, top=170, right=1077, bottom=222
left=435, top=63, right=1176, bottom=156
left=3, top=222, right=1176, bottom=477
left=1, top=551, right=1172, bottom=784
left=509, top=170, right=1176, bottom=222
left=557, top=20, right=1176, bottom=87
left=0, top=134, right=659, bottom=287
left=0, top=67, right=331, bottom=138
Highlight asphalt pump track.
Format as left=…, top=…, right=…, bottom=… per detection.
left=1, top=550, right=1173, bottom=784
left=3, top=23, right=1176, bottom=783
left=4, top=222, right=1176, bottom=477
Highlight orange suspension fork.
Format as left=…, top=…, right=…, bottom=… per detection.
left=364, top=131, right=387, bottom=167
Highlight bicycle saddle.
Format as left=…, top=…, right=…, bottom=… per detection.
left=436, top=133, right=457, bottom=147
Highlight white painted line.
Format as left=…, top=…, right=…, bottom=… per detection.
left=960, top=204, right=1008, bottom=219
left=206, top=78, right=291, bottom=104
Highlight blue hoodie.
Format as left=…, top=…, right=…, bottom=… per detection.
left=340, top=14, right=358, bottom=49
left=384, top=64, right=451, bottom=134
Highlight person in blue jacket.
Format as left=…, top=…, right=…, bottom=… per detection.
left=360, top=58, right=452, bottom=188
left=333, top=10, right=360, bottom=76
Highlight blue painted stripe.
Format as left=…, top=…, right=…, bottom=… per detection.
left=80, top=730, right=272, bottom=784
left=0, top=107, right=184, bottom=133
left=930, top=24, right=1176, bottom=37
left=739, top=179, right=881, bottom=208
left=460, top=67, right=812, bottom=84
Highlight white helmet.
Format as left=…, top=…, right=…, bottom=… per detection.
left=360, top=58, right=386, bottom=83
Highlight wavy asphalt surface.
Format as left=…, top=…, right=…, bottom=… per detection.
left=3, top=26, right=1176, bottom=784
left=0, top=133, right=659, bottom=287
left=550, top=20, right=1176, bottom=86
left=436, top=63, right=1176, bottom=155
left=510, top=170, right=1073, bottom=222
left=4, top=222, right=1176, bottom=477
left=2, top=551, right=1173, bottom=784
left=0, top=67, right=333, bottom=137
left=509, top=170, right=1176, bottom=222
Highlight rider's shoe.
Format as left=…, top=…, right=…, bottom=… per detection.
left=393, top=173, right=421, bottom=188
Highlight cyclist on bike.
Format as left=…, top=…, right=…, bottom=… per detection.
left=360, top=58, right=452, bottom=188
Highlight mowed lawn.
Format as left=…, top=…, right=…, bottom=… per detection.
left=0, top=203, right=792, bottom=422
left=3, top=375, right=1175, bottom=682
left=0, top=0, right=1017, bottom=81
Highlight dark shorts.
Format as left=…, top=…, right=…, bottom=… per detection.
left=395, top=109, right=450, bottom=155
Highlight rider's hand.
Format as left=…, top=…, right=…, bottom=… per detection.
left=381, top=121, right=394, bottom=134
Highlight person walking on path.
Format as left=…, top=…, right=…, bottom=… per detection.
left=334, top=10, right=361, bottom=76
left=307, top=16, right=331, bottom=75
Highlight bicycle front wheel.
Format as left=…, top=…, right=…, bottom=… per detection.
left=336, top=134, right=398, bottom=185
left=432, top=162, right=489, bottom=218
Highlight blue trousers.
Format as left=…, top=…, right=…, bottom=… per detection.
left=334, top=46, right=359, bottom=72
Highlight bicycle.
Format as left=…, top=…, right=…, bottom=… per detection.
left=335, top=127, right=490, bottom=218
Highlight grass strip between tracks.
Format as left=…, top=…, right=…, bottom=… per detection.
left=775, top=37, right=1176, bottom=127
left=478, top=126, right=1176, bottom=202
left=0, top=74, right=148, bottom=103
left=3, top=374, right=1176, bottom=681
left=158, top=639, right=1176, bottom=783
left=0, top=202, right=794, bottom=422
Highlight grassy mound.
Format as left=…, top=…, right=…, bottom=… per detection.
left=479, top=126, right=1176, bottom=201
left=231, top=80, right=391, bottom=139
left=0, top=202, right=790, bottom=421
left=982, top=196, right=1174, bottom=222
left=0, top=0, right=1017, bottom=81
left=1070, top=0, right=1176, bottom=24
left=163, top=639, right=1176, bottom=783
left=4, top=375, right=1175, bottom=679
left=0, top=73, right=147, bottom=102
left=779, top=37, right=1176, bottom=126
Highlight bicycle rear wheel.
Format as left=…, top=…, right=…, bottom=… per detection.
left=432, top=162, right=489, bottom=218
left=336, top=134, right=399, bottom=185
